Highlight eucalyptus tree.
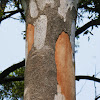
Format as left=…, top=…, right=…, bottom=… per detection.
left=22, top=0, right=78, bottom=100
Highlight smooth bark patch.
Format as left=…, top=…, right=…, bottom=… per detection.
left=26, top=24, right=34, bottom=54
left=58, top=0, right=74, bottom=22
left=55, top=32, right=75, bottom=100
left=34, top=15, right=47, bottom=50
left=29, top=0, right=38, bottom=18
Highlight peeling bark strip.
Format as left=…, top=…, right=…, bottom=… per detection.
left=26, top=24, right=34, bottom=54
left=55, top=32, right=75, bottom=100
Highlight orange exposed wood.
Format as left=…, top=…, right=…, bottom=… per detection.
left=55, top=32, right=75, bottom=100
left=26, top=24, right=34, bottom=54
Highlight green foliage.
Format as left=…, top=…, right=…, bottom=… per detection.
left=0, top=67, right=24, bottom=100
left=0, top=81, right=24, bottom=100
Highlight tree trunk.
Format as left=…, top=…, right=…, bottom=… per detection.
left=23, top=0, right=78, bottom=100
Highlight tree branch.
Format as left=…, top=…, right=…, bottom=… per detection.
left=78, top=0, right=92, bottom=9
left=0, top=76, right=24, bottom=84
left=0, top=59, right=25, bottom=80
left=76, top=75, right=100, bottom=83
left=17, top=0, right=25, bottom=21
left=75, top=18, right=100, bottom=36
left=0, top=9, right=24, bottom=22
left=1, top=75, right=100, bottom=84
left=95, top=96, right=100, bottom=100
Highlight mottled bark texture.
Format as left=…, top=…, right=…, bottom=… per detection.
left=24, top=0, right=77, bottom=100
